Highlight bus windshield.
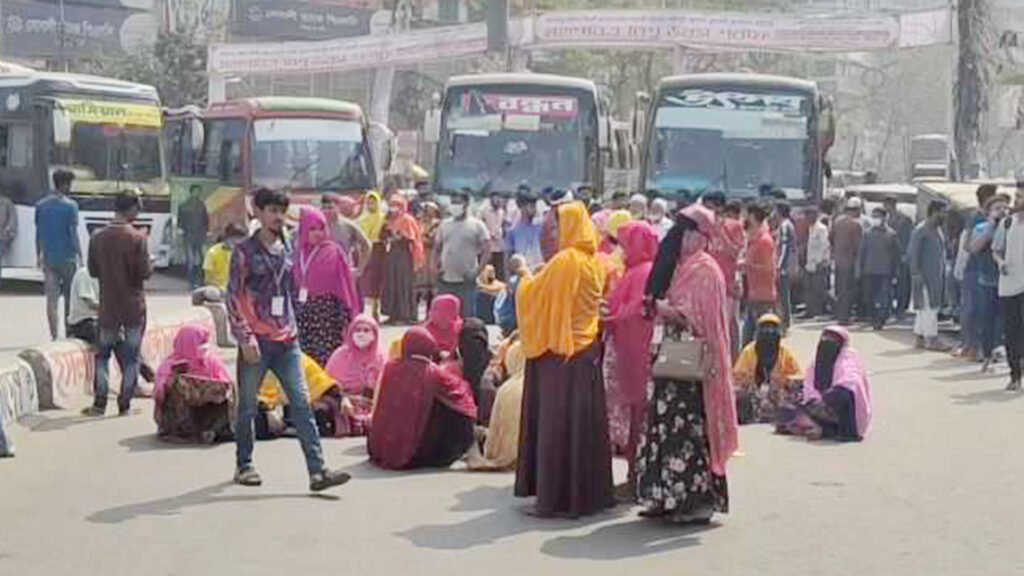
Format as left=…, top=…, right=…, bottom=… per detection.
left=646, top=88, right=810, bottom=200
left=251, top=118, right=372, bottom=192
left=436, top=86, right=596, bottom=194
left=59, top=124, right=165, bottom=195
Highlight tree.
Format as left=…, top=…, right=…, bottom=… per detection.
left=955, top=0, right=993, bottom=179
left=94, top=28, right=208, bottom=108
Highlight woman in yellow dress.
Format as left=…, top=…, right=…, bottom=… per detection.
left=732, top=314, right=803, bottom=424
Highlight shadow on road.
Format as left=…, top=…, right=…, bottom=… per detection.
left=118, top=434, right=224, bottom=453
left=951, top=388, right=1024, bottom=406
left=397, top=484, right=623, bottom=550
left=86, top=481, right=338, bottom=524
left=21, top=412, right=119, bottom=432
left=540, top=518, right=716, bottom=559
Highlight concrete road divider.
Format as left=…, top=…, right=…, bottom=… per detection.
left=19, top=307, right=216, bottom=410
left=0, top=359, right=37, bottom=457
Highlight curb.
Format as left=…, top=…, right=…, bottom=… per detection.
left=0, top=358, right=37, bottom=457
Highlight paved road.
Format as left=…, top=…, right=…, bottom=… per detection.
left=1, top=291, right=1023, bottom=574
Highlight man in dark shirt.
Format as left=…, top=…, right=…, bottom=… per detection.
left=885, top=196, right=914, bottom=315
left=831, top=198, right=864, bottom=324
left=178, top=184, right=209, bottom=290
left=82, top=191, right=151, bottom=416
left=227, top=188, right=350, bottom=492
left=35, top=169, right=81, bottom=339
left=858, top=207, right=901, bottom=330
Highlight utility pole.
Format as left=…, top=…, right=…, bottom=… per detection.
left=954, top=0, right=990, bottom=180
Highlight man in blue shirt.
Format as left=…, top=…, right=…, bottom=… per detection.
left=504, top=190, right=542, bottom=270
left=35, top=169, right=80, bottom=340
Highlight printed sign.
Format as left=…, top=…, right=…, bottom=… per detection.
left=2, top=0, right=154, bottom=58
left=58, top=99, right=163, bottom=128
left=476, top=94, right=578, bottom=118
left=665, top=90, right=805, bottom=114
left=233, top=0, right=371, bottom=40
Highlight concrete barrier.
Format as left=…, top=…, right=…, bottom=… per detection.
left=19, top=307, right=216, bottom=410
left=0, top=359, right=37, bottom=457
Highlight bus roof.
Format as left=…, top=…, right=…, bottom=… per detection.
left=207, top=97, right=364, bottom=120
left=658, top=73, right=817, bottom=94
left=445, top=73, right=597, bottom=93
left=0, top=70, right=159, bottom=101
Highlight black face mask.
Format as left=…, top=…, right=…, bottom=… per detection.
left=754, top=326, right=781, bottom=385
left=813, top=337, right=844, bottom=391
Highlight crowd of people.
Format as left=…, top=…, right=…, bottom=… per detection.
left=78, top=170, right=1024, bottom=517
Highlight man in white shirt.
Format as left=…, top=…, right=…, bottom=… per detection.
left=67, top=266, right=100, bottom=343
left=804, top=206, right=831, bottom=318
left=476, top=191, right=508, bottom=280
left=993, top=189, right=1024, bottom=390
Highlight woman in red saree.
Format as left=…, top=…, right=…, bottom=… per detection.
left=368, top=327, right=478, bottom=470
left=636, top=203, right=738, bottom=524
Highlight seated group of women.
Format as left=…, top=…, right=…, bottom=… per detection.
left=734, top=314, right=873, bottom=442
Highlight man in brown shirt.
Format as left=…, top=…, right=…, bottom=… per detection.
left=831, top=197, right=864, bottom=324
left=82, top=191, right=152, bottom=416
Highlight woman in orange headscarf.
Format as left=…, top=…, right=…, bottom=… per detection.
left=380, top=194, right=424, bottom=324
left=513, top=201, right=614, bottom=519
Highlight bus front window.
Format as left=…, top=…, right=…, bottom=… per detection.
left=646, top=89, right=810, bottom=200
left=251, top=118, right=372, bottom=192
left=57, top=124, right=164, bottom=193
left=436, top=88, right=595, bottom=194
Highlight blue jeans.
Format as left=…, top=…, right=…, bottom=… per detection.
left=977, top=283, right=1002, bottom=359
left=93, top=325, right=144, bottom=412
left=438, top=279, right=477, bottom=318
left=236, top=339, right=325, bottom=475
left=184, top=240, right=205, bottom=290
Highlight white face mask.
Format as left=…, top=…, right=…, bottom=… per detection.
left=351, top=331, right=375, bottom=349
left=870, top=217, right=883, bottom=227
left=451, top=203, right=466, bottom=217
left=646, top=213, right=661, bottom=223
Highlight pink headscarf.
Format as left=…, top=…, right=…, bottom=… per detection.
left=153, top=324, right=232, bottom=421
left=605, top=221, right=659, bottom=408
left=802, top=326, right=873, bottom=439
left=325, top=314, right=387, bottom=396
left=666, top=204, right=738, bottom=476
left=294, top=206, right=362, bottom=315
left=424, top=294, right=463, bottom=353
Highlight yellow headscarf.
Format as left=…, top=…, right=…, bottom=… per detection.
left=258, top=353, right=338, bottom=408
left=516, top=202, right=605, bottom=359
left=358, top=191, right=386, bottom=241
left=606, top=210, right=632, bottom=240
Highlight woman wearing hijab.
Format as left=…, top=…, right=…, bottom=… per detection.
left=369, top=327, right=479, bottom=470
left=359, top=191, right=388, bottom=320
left=514, top=201, right=615, bottom=519
left=469, top=339, right=526, bottom=471
left=458, top=317, right=493, bottom=417
left=153, top=324, right=233, bottom=443
left=602, top=220, right=659, bottom=499
left=381, top=195, right=424, bottom=324
left=325, top=314, right=388, bottom=437
left=733, top=314, right=803, bottom=424
left=294, top=207, right=362, bottom=367
left=258, top=351, right=349, bottom=439
left=416, top=201, right=443, bottom=310
left=637, top=203, right=738, bottom=524
left=424, top=294, right=463, bottom=355
left=776, top=326, right=872, bottom=442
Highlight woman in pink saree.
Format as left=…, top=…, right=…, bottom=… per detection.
left=153, top=324, right=234, bottom=443
left=294, top=206, right=362, bottom=366
left=635, top=203, right=738, bottom=524
left=776, top=326, right=873, bottom=442
left=602, top=220, right=659, bottom=498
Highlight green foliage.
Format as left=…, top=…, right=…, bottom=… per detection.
left=93, top=29, right=208, bottom=108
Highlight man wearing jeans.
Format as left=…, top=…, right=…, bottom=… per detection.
left=227, top=188, right=349, bottom=491
left=82, top=191, right=150, bottom=416
left=436, top=190, right=490, bottom=317
left=35, top=169, right=80, bottom=339
left=993, top=189, right=1024, bottom=391
left=178, top=184, right=209, bottom=290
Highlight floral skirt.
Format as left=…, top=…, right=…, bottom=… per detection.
left=636, top=378, right=729, bottom=521
left=297, top=294, right=351, bottom=367
left=156, top=375, right=232, bottom=443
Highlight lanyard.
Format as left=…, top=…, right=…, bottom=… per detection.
left=298, top=244, right=323, bottom=286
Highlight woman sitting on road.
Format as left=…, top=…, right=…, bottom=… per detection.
left=775, top=326, right=873, bottom=442
left=732, top=314, right=803, bottom=424
left=468, top=339, right=526, bottom=471
left=368, top=327, right=482, bottom=470
left=325, top=314, right=388, bottom=437
left=258, top=353, right=350, bottom=440
left=423, top=294, right=463, bottom=356
left=153, top=324, right=234, bottom=444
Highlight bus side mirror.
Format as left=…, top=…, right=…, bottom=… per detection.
left=53, top=107, right=71, bottom=146
left=424, top=110, right=440, bottom=144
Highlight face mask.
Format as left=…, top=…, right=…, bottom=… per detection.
left=451, top=203, right=466, bottom=217
left=646, top=214, right=661, bottom=223
left=870, top=217, right=883, bottom=227
left=351, top=331, right=375, bottom=349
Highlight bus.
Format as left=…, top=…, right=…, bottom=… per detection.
left=640, top=73, right=834, bottom=204
left=164, top=97, right=379, bottom=240
left=427, top=73, right=611, bottom=197
left=0, top=71, right=170, bottom=270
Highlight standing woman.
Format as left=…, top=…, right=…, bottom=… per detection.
left=294, top=207, right=361, bottom=367
left=514, top=201, right=614, bottom=519
left=359, top=191, right=388, bottom=321
left=381, top=195, right=424, bottom=324
left=636, top=203, right=738, bottom=524
left=602, top=220, right=659, bottom=499
left=416, top=201, right=442, bottom=310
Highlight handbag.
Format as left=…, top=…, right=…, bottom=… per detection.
left=650, top=323, right=707, bottom=381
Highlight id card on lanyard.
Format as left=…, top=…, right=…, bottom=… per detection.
left=297, top=245, right=322, bottom=304
left=271, top=249, right=290, bottom=317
